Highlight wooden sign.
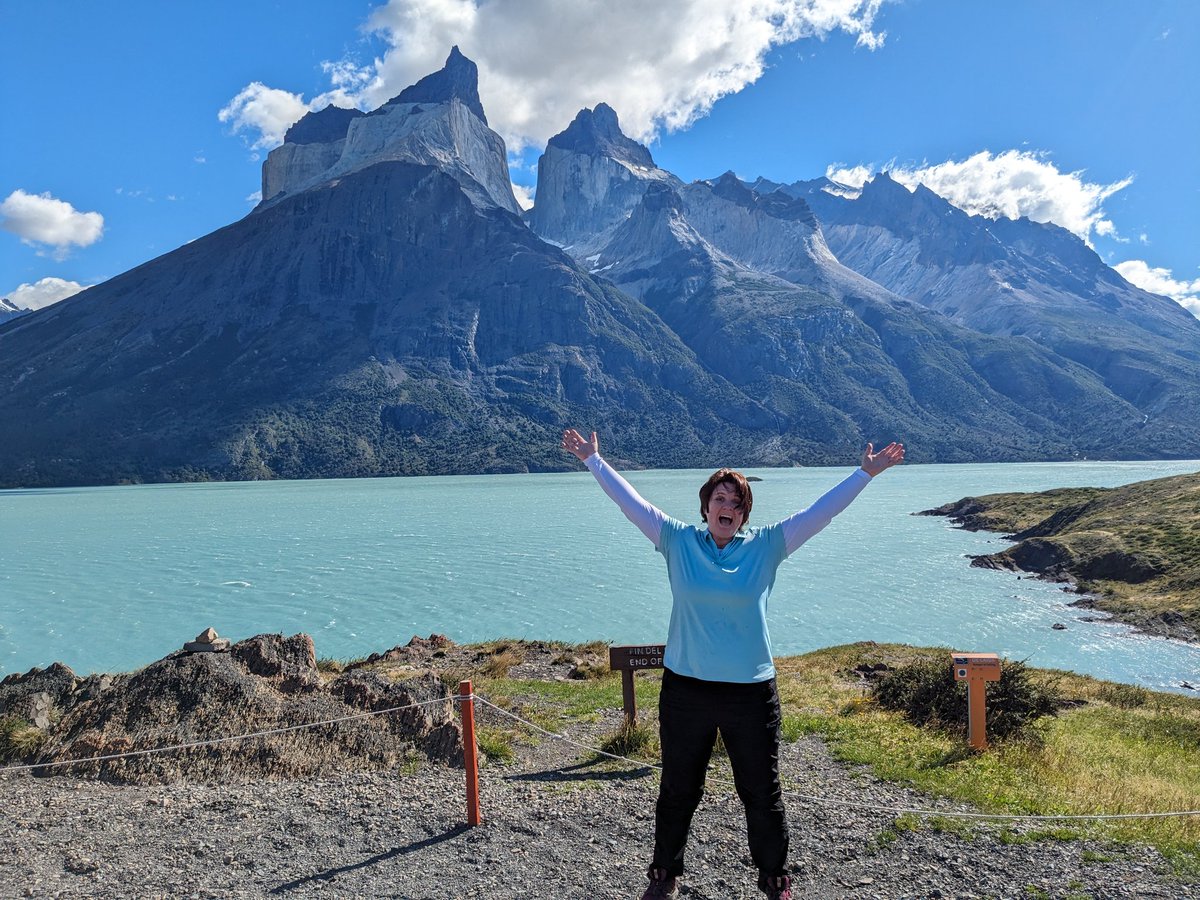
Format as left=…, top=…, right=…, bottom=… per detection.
left=952, top=652, right=1002, bottom=749
left=609, top=644, right=665, bottom=724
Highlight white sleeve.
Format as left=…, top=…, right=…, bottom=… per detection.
left=584, top=453, right=667, bottom=549
left=781, top=468, right=872, bottom=556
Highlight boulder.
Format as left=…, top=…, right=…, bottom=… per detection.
left=0, top=661, right=79, bottom=721
left=230, top=633, right=320, bottom=693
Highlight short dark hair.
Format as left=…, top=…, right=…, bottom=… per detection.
left=699, top=468, right=753, bottom=526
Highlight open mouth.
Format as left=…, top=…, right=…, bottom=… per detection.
left=718, top=514, right=733, bottom=526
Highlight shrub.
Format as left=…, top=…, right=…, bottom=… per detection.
left=482, top=648, right=524, bottom=679
left=0, top=716, right=46, bottom=762
left=1095, top=682, right=1150, bottom=709
left=600, top=719, right=658, bottom=758
left=570, top=660, right=610, bottom=680
left=871, top=657, right=1061, bottom=741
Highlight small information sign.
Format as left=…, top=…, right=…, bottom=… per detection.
left=609, top=644, right=666, bottom=724
left=951, top=651, right=1002, bottom=749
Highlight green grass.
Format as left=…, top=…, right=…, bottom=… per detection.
left=475, top=726, right=516, bottom=763
left=773, top=643, right=1200, bottom=874
left=477, top=671, right=660, bottom=733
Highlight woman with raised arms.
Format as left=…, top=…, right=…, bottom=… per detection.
left=561, top=428, right=904, bottom=900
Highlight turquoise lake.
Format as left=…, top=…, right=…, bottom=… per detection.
left=2, top=460, right=1199, bottom=692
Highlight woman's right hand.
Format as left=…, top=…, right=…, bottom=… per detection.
left=561, top=428, right=599, bottom=462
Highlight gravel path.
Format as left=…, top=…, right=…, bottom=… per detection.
left=1, top=700, right=1191, bottom=900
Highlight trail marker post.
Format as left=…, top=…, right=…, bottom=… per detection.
left=608, top=644, right=665, bottom=725
left=458, top=679, right=482, bottom=826
left=951, top=653, right=1001, bottom=749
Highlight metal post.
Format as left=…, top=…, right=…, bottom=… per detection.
left=458, top=679, right=482, bottom=827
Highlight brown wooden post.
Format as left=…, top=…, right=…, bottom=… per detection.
left=458, top=679, right=482, bottom=826
left=951, top=653, right=1002, bottom=749
left=608, top=644, right=666, bottom=725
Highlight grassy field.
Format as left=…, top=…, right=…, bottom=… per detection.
left=933, top=471, right=1200, bottom=635
left=425, top=640, right=1200, bottom=877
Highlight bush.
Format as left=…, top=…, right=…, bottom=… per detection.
left=871, top=657, right=1061, bottom=741
left=0, top=716, right=46, bottom=762
left=600, top=719, right=658, bottom=758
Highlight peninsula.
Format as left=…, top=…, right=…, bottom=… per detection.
left=921, top=470, right=1200, bottom=642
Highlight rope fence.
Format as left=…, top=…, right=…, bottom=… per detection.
left=1, top=687, right=1197, bottom=824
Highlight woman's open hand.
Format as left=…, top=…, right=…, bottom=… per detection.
left=861, top=441, right=905, bottom=477
left=562, top=428, right=599, bottom=462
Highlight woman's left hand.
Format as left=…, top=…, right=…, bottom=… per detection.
left=861, top=442, right=905, bottom=477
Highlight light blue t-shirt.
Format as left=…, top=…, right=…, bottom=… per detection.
left=583, top=453, right=871, bottom=684
left=658, top=517, right=788, bottom=683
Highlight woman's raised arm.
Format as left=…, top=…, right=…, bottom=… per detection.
left=780, top=442, right=904, bottom=556
left=562, top=428, right=667, bottom=548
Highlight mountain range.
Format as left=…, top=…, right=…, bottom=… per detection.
left=1, top=48, right=1198, bottom=487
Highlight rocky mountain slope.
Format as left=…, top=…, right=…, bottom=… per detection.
left=757, top=173, right=1200, bottom=445
left=260, top=47, right=518, bottom=215
left=530, top=111, right=1196, bottom=460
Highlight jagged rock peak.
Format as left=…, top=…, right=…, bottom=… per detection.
left=284, top=105, right=366, bottom=145
left=548, top=103, right=655, bottom=168
left=390, top=46, right=487, bottom=124
left=639, top=181, right=683, bottom=213
left=707, top=172, right=816, bottom=225
left=859, top=171, right=912, bottom=201
left=710, top=171, right=755, bottom=204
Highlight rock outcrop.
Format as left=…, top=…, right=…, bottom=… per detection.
left=2, top=633, right=462, bottom=783
left=259, top=46, right=519, bottom=214
left=529, top=103, right=679, bottom=252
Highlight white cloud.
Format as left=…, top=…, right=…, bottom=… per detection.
left=891, top=151, right=1131, bottom=244
left=246, top=190, right=263, bottom=204
left=218, top=82, right=314, bottom=150
left=222, top=0, right=889, bottom=152
left=0, top=190, right=104, bottom=259
left=510, top=182, right=534, bottom=210
left=5, top=276, right=87, bottom=310
left=824, top=163, right=875, bottom=189
left=1114, top=260, right=1200, bottom=318
left=833, top=150, right=1132, bottom=245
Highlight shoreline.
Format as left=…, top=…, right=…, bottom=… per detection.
left=919, top=498, right=1199, bottom=648
left=5, top=455, right=1200, bottom=492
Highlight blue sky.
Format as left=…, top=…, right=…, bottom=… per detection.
left=2, top=1, right=1197, bottom=315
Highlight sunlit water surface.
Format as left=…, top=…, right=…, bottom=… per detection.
left=3, top=460, right=1199, bottom=693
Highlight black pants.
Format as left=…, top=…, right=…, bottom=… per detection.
left=652, top=668, right=787, bottom=888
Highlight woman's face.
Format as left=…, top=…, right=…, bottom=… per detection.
left=705, top=482, right=745, bottom=544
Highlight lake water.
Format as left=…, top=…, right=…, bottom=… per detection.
left=2, top=460, right=1199, bottom=692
